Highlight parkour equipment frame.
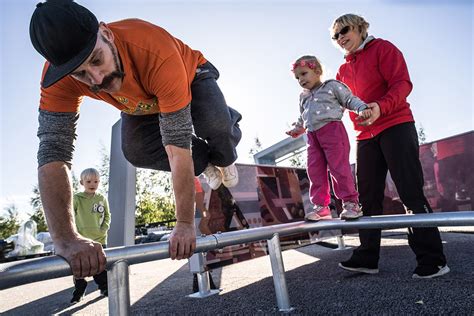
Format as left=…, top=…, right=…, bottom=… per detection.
left=1, top=211, right=473, bottom=314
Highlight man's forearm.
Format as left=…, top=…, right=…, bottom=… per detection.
left=38, top=161, right=79, bottom=243
left=165, top=145, right=196, bottom=223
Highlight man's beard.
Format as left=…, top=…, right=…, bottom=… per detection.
left=90, top=38, right=125, bottom=94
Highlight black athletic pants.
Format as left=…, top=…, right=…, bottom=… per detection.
left=350, top=122, right=447, bottom=268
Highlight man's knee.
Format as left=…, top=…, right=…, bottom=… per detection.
left=121, top=142, right=170, bottom=171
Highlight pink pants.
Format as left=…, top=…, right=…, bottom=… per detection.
left=306, top=121, right=358, bottom=206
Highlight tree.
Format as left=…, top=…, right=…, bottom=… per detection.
left=248, top=136, right=263, bottom=160
left=0, top=205, right=21, bottom=239
left=96, top=145, right=176, bottom=226
left=134, top=169, right=176, bottom=225
left=288, top=150, right=306, bottom=168
left=29, top=166, right=79, bottom=233
left=134, top=191, right=175, bottom=226
left=417, top=124, right=427, bottom=144
left=29, top=184, right=48, bottom=232
left=96, top=142, right=110, bottom=195
left=71, top=171, right=80, bottom=193
left=29, top=208, right=48, bottom=233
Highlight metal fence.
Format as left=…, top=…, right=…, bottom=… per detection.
left=1, top=211, right=473, bottom=315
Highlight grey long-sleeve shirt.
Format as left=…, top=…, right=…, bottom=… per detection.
left=296, top=79, right=367, bottom=132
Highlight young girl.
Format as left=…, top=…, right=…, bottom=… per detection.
left=286, top=55, right=370, bottom=221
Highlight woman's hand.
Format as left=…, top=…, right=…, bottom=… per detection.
left=357, top=102, right=380, bottom=126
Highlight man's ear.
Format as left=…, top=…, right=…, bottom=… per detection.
left=80, top=179, right=84, bottom=186
left=99, top=22, right=114, bottom=42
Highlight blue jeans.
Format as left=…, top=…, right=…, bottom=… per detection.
left=121, top=61, right=242, bottom=175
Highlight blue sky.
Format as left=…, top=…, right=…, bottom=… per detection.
left=0, top=0, right=472, bottom=219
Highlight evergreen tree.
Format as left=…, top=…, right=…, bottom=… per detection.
left=0, top=205, right=21, bottom=239
left=29, top=184, right=48, bottom=232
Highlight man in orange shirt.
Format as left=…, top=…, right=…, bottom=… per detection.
left=29, top=0, right=242, bottom=279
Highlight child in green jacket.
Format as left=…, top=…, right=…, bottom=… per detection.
left=70, top=168, right=111, bottom=304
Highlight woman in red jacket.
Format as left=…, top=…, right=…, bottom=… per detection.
left=330, top=13, right=449, bottom=279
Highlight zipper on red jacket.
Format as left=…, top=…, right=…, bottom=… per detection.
left=350, top=56, right=357, bottom=96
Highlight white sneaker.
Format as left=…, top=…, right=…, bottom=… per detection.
left=340, top=201, right=363, bottom=220
left=202, top=164, right=222, bottom=190
left=305, top=205, right=332, bottom=221
left=218, top=164, right=239, bottom=188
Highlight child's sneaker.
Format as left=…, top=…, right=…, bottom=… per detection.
left=304, top=205, right=332, bottom=222
left=100, top=289, right=108, bottom=297
left=340, top=201, right=363, bottom=220
left=218, top=164, right=239, bottom=188
left=202, top=164, right=222, bottom=190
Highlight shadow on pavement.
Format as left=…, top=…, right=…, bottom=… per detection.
left=1, top=232, right=472, bottom=315
left=2, top=283, right=106, bottom=316
left=129, top=233, right=473, bottom=314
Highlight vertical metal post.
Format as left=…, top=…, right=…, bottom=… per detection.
left=108, top=260, right=131, bottom=316
left=335, top=235, right=350, bottom=250
left=188, top=252, right=221, bottom=298
left=108, top=120, right=136, bottom=247
left=267, top=233, right=294, bottom=312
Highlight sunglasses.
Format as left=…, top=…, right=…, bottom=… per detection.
left=332, top=25, right=352, bottom=40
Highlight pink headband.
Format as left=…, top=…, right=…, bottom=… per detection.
left=291, top=60, right=317, bottom=72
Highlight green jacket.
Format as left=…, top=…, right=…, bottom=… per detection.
left=73, top=192, right=111, bottom=245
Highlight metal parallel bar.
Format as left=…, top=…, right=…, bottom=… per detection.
left=0, top=235, right=218, bottom=290
left=1, top=211, right=473, bottom=290
left=108, top=260, right=130, bottom=316
left=212, top=211, right=474, bottom=248
left=267, top=233, right=293, bottom=312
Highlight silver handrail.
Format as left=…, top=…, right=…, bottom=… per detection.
left=1, top=211, right=473, bottom=291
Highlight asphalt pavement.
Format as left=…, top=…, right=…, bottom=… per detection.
left=1, top=226, right=473, bottom=315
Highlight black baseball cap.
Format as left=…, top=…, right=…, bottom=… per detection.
left=30, top=0, right=99, bottom=88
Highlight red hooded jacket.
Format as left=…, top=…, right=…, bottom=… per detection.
left=336, top=38, right=415, bottom=140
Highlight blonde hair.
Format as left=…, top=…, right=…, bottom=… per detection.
left=80, top=168, right=100, bottom=181
left=292, top=55, right=323, bottom=75
left=331, top=14, right=370, bottom=40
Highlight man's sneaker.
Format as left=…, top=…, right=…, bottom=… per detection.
left=304, top=205, right=332, bottom=222
left=338, top=259, right=379, bottom=274
left=100, top=289, right=108, bottom=297
left=340, top=201, right=363, bottom=220
left=412, top=265, right=450, bottom=279
left=218, top=164, right=239, bottom=188
left=202, top=164, right=222, bottom=190
left=70, top=291, right=85, bottom=304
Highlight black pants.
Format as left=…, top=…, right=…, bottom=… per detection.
left=351, top=122, right=447, bottom=268
left=73, top=269, right=108, bottom=294
left=73, top=244, right=108, bottom=294
left=121, top=61, right=242, bottom=176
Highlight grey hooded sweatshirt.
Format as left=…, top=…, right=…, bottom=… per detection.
left=296, top=79, right=367, bottom=132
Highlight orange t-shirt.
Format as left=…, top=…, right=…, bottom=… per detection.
left=39, top=19, right=207, bottom=114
